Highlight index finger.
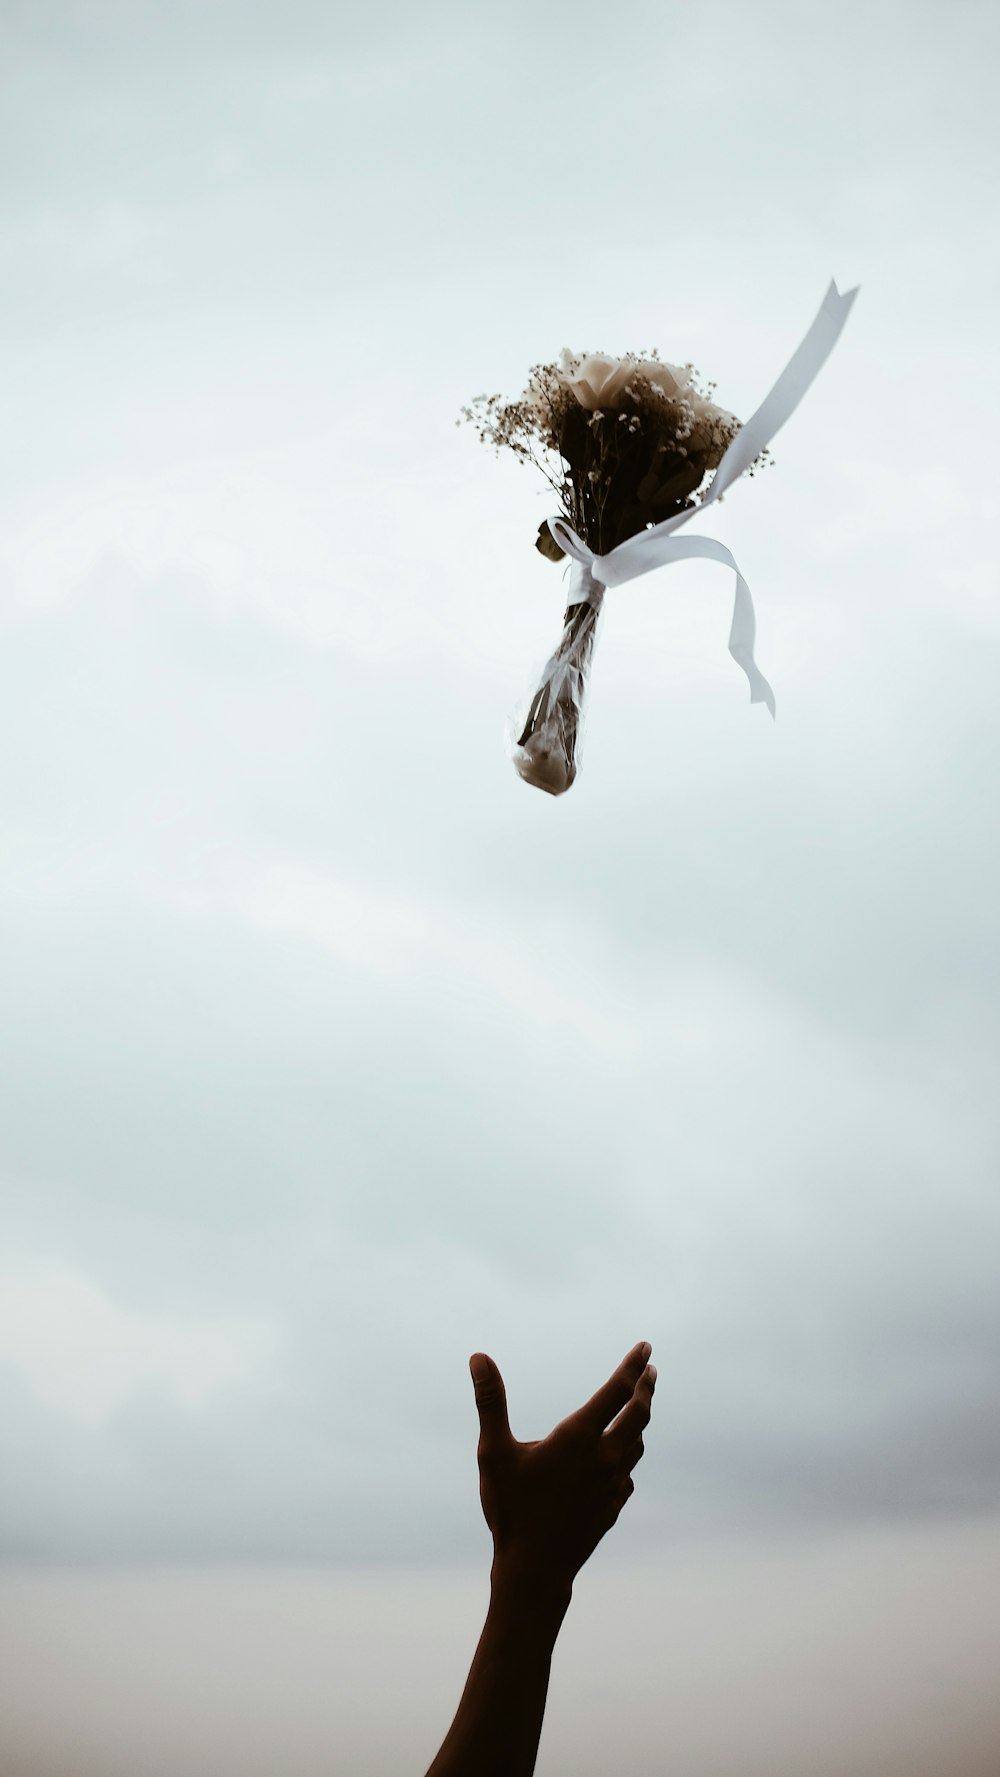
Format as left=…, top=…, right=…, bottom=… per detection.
left=573, top=1342, right=652, bottom=1435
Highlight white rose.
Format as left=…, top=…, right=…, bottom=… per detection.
left=635, top=358, right=693, bottom=401
left=690, top=390, right=738, bottom=429
left=557, top=350, right=700, bottom=410
left=558, top=351, right=637, bottom=410
left=686, top=393, right=741, bottom=462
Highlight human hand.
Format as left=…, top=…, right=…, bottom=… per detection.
left=469, top=1342, right=656, bottom=1596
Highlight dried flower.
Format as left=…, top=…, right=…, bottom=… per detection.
left=462, top=346, right=767, bottom=558
left=461, top=341, right=772, bottom=794
left=460, top=277, right=860, bottom=794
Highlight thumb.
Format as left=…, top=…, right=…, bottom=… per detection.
left=469, top=1352, right=511, bottom=1451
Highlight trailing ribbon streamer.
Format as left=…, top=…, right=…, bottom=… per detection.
left=544, top=278, right=859, bottom=716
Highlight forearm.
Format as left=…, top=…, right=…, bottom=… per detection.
left=424, top=1556, right=572, bottom=1777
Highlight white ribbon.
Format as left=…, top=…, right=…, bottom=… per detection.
left=546, top=278, right=859, bottom=718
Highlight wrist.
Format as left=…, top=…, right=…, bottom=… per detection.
left=490, top=1549, right=574, bottom=1630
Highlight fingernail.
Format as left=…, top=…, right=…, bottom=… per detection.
left=647, top=1363, right=657, bottom=1385
left=640, top=1342, right=652, bottom=1362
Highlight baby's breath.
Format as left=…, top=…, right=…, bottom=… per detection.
left=461, top=349, right=770, bottom=556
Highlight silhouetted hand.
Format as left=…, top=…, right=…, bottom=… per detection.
left=470, top=1342, right=656, bottom=1593
left=424, top=1341, right=657, bottom=1777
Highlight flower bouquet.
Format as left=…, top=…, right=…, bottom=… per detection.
left=462, top=281, right=858, bottom=795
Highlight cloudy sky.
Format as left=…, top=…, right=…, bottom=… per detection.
left=1, top=1, right=999, bottom=1772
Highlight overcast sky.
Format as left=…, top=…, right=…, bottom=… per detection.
left=1, top=1, right=999, bottom=1772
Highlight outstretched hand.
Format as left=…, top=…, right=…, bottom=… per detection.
left=425, top=1343, right=658, bottom=1776
left=469, top=1342, right=656, bottom=1594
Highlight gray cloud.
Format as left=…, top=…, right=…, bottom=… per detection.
left=2, top=508, right=999, bottom=1562
left=3, top=8, right=999, bottom=1772
left=0, top=0, right=997, bottom=1650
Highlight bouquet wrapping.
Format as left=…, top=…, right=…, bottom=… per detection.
left=464, top=281, right=858, bottom=795
left=512, top=561, right=602, bottom=796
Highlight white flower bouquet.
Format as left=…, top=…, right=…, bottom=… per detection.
left=463, top=282, right=858, bottom=795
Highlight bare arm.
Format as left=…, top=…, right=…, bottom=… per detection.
left=424, top=1341, right=657, bottom=1777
